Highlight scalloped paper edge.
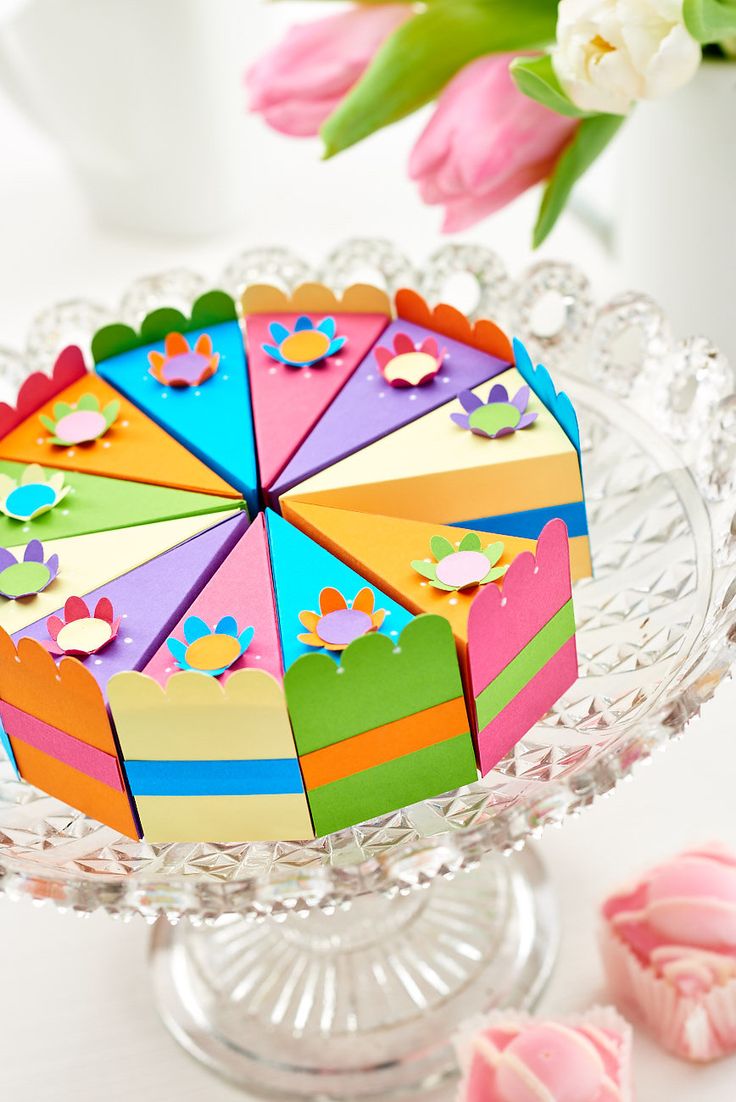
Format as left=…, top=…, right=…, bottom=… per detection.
left=395, top=288, right=513, bottom=364
left=241, top=282, right=392, bottom=317
left=0, top=346, right=87, bottom=441
left=90, top=289, right=238, bottom=364
left=513, top=337, right=581, bottom=458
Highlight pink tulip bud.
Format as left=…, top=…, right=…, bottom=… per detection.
left=409, top=54, right=579, bottom=233
left=246, top=4, right=412, bottom=138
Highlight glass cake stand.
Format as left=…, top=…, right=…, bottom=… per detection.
left=0, top=241, right=735, bottom=1100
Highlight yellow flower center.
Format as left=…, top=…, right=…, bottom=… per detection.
left=185, top=633, right=241, bottom=672
left=280, top=330, right=331, bottom=365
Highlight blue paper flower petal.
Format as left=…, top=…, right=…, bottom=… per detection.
left=294, top=315, right=314, bottom=332
left=183, top=615, right=210, bottom=644
left=317, top=317, right=336, bottom=338
left=238, top=626, right=255, bottom=653
left=327, top=335, right=347, bottom=356
left=268, top=322, right=290, bottom=344
left=262, top=343, right=285, bottom=363
left=167, top=638, right=188, bottom=666
left=215, top=615, right=238, bottom=637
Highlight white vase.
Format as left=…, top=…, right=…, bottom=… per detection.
left=610, top=60, right=736, bottom=363
left=0, top=0, right=251, bottom=236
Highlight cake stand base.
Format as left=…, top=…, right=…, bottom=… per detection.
left=150, top=848, right=557, bottom=1099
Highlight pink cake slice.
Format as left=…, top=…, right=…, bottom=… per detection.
left=454, top=1007, right=633, bottom=1102
left=467, top=518, right=578, bottom=775
left=602, top=844, right=736, bottom=1061
left=245, top=310, right=390, bottom=489
left=144, top=512, right=282, bottom=685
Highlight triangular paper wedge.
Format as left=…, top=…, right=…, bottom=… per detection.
left=0, top=351, right=241, bottom=499
left=0, top=459, right=238, bottom=548
left=280, top=367, right=590, bottom=576
left=93, top=294, right=258, bottom=515
left=0, top=508, right=240, bottom=635
left=144, top=513, right=283, bottom=687
left=15, top=513, right=246, bottom=695
left=242, top=283, right=392, bottom=490
left=270, top=289, right=513, bottom=502
left=265, top=509, right=414, bottom=671
left=281, top=501, right=536, bottom=655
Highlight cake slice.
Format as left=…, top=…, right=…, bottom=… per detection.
left=284, top=615, right=477, bottom=836
left=109, top=514, right=314, bottom=843
left=92, top=291, right=258, bottom=515
left=270, top=289, right=513, bottom=503
left=13, top=512, right=246, bottom=693
left=266, top=508, right=415, bottom=671
left=0, top=459, right=237, bottom=546
left=243, top=283, right=391, bottom=491
left=0, top=509, right=240, bottom=635
left=0, top=345, right=241, bottom=500
left=280, top=353, right=591, bottom=579
left=281, top=503, right=578, bottom=777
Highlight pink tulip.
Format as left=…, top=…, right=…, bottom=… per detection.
left=246, top=4, right=412, bottom=138
left=409, top=54, right=580, bottom=233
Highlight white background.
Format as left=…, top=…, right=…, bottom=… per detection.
left=0, top=4, right=735, bottom=1100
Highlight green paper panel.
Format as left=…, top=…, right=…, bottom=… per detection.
left=475, top=599, right=575, bottom=730
left=0, top=460, right=241, bottom=548
left=284, top=615, right=465, bottom=755
left=307, top=733, right=478, bottom=836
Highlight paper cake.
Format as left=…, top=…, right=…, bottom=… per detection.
left=0, top=283, right=587, bottom=842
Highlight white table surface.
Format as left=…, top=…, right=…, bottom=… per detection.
left=0, top=12, right=735, bottom=1099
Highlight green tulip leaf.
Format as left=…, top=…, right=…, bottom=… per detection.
left=683, top=0, right=736, bottom=41
left=321, top=0, right=559, bottom=157
left=510, top=54, right=591, bottom=118
left=533, top=113, right=625, bottom=247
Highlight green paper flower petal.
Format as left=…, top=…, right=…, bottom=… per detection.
left=482, top=541, right=504, bottom=566
left=76, top=394, right=100, bottom=412
left=458, top=532, right=481, bottom=552
left=103, top=399, right=120, bottom=427
left=430, top=535, right=455, bottom=561
left=482, top=565, right=507, bottom=583
left=410, top=559, right=437, bottom=580
left=428, top=578, right=459, bottom=592
left=52, top=402, right=72, bottom=420
left=39, top=415, right=57, bottom=433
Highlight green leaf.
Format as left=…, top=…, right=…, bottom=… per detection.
left=533, top=113, right=625, bottom=247
left=510, top=54, right=590, bottom=117
left=322, top=0, right=558, bottom=156
left=684, top=0, right=736, bottom=42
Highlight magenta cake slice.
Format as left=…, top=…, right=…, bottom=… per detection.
left=242, top=283, right=391, bottom=490
left=144, top=512, right=282, bottom=685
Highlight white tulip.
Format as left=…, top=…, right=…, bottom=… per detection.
left=553, top=0, right=702, bottom=115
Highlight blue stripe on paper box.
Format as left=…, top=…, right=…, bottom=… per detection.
left=453, top=501, right=588, bottom=540
left=126, top=758, right=305, bottom=797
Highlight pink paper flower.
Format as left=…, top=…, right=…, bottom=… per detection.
left=246, top=4, right=412, bottom=137
left=409, top=54, right=580, bottom=232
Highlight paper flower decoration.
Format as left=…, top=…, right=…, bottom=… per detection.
left=40, top=394, right=120, bottom=446
left=298, top=587, right=386, bottom=651
left=46, top=596, right=120, bottom=657
left=148, top=332, right=220, bottom=387
left=0, top=465, right=70, bottom=522
left=374, top=332, right=445, bottom=387
left=167, top=615, right=255, bottom=677
left=0, top=540, right=59, bottom=600
left=411, top=533, right=507, bottom=592
left=451, top=384, right=537, bottom=439
left=262, top=316, right=347, bottom=368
